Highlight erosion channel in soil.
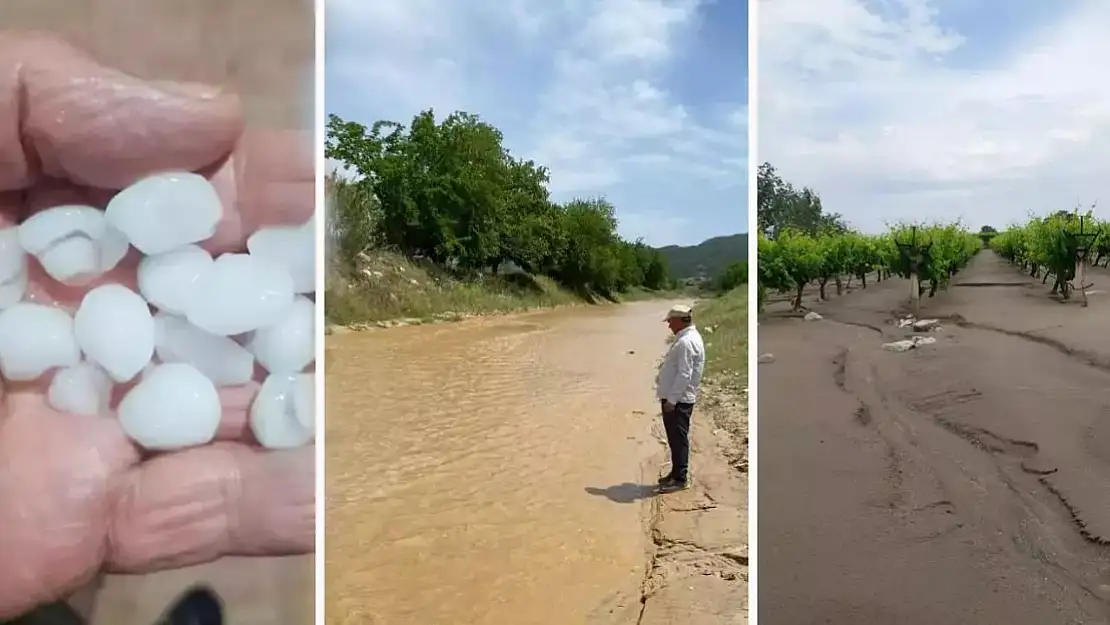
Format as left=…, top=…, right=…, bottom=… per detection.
left=760, top=250, right=1110, bottom=624
left=326, top=300, right=747, bottom=625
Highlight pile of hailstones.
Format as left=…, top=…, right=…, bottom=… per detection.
left=0, top=172, right=314, bottom=451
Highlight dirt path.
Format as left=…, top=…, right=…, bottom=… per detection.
left=326, top=302, right=747, bottom=625
left=759, top=251, right=1110, bottom=624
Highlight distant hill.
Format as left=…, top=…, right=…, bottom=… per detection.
left=655, top=233, right=748, bottom=280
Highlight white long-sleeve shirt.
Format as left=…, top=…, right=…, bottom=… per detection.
left=656, top=325, right=706, bottom=404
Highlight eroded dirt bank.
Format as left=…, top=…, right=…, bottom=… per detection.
left=759, top=251, right=1110, bottom=624
left=636, top=382, right=748, bottom=625
left=327, top=301, right=747, bottom=625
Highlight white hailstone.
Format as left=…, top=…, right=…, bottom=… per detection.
left=0, top=227, right=28, bottom=308
left=74, top=284, right=155, bottom=383
left=0, top=268, right=27, bottom=310
left=293, top=372, right=314, bottom=433
left=247, top=295, right=314, bottom=374
left=47, top=361, right=112, bottom=416
left=18, top=205, right=129, bottom=284
left=137, top=245, right=214, bottom=315
left=118, top=362, right=222, bottom=451
left=105, top=172, right=222, bottom=255
left=153, top=312, right=255, bottom=385
left=250, top=373, right=314, bottom=449
left=0, top=303, right=81, bottom=380
left=247, top=219, right=315, bottom=293
left=184, top=253, right=295, bottom=336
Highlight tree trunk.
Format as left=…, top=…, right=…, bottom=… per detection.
left=793, top=284, right=805, bottom=310
left=835, top=276, right=843, bottom=295
left=929, top=279, right=938, bottom=297
left=859, top=273, right=867, bottom=289
left=818, top=278, right=828, bottom=300
left=909, top=272, right=920, bottom=314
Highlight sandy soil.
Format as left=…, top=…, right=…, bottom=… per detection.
left=759, top=250, right=1110, bottom=624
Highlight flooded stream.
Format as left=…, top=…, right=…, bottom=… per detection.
left=326, top=301, right=683, bottom=625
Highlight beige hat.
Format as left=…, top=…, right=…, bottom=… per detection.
left=664, top=304, right=693, bottom=321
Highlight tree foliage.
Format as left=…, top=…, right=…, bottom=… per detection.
left=325, top=110, right=672, bottom=296
left=755, top=166, right=980, bottom=310
left=757, top=162, right=846, bottom=238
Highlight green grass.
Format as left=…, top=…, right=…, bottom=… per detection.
left=324, top=250, right=683, bottom=327
left=694, top=286, right=748, bottom=472
left=696, top=287, right=748, bottom=388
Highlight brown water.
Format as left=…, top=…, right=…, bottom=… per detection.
left=326, top=302, right=684, bottom=625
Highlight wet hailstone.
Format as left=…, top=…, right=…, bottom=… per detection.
left=48, top=361, right=112, bottom=416
left=19, top=205, right=129, bottom=285
left=248, top=295, right=314, bottom=374
left=251, top=372, right=314, bottom=449
left=0, top=228, right=28, bottom=308
left=154, top=312, right=255, bottom=386
left=105, top=172, right=222, bottom=255
left=0, top=303, right=81, bottom=380
left=247, top=221, right=315, bottom=294
left=137, top=245, right=213, bottom=315
left=118, top=362, right=222, bottom=450
left=74, top=284, right=156, bottom=383
left=0, top=171, right=316, bottom=451
left=185, top=253, right=296, bottom=336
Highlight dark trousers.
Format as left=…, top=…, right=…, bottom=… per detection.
left=661, top=400, right=695, bottom=480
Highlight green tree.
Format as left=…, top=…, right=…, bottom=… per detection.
left=757, top=162, right=846, bottom=238
left=326, top=109, right=674, bottom=298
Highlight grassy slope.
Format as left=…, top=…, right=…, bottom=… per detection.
left=698, top=288, right=748, bottom=384
left=694, top=287, right=749, bottom=471
left=324, top=250, right=687, bottom=327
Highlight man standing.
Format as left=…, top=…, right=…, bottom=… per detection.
left=656, top=304, right=706, bottom=492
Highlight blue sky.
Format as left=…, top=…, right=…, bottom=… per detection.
left=759, top=0, right=1110, bottom=233
left=326, top=0, right=747, bottom=247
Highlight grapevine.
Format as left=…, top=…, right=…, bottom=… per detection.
left=757, top=222, right=980, bottom=312
left=990, top=209, right=1103, bottom=304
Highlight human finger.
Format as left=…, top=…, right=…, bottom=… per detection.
left=0, top=33, right=242, bottom=191
left=105, top=442, right=314, bottom=572
left=0, top=393, right=138, bottom=618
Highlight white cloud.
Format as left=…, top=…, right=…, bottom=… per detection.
left=758, top=0, right=1110, bottom=232
left=326, top=0, right=746, bottom=246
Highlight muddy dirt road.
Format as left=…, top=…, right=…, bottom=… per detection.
left=759, top=251, right=1110, bottom=624
left=327, top=302, right=708, bottom=625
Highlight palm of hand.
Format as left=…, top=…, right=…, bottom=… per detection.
left=0, top=36, right=314, bottom=619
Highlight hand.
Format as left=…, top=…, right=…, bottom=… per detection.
left=663, top=401, right=676, bottom=413
left=0, top=34, right=314, bottom=619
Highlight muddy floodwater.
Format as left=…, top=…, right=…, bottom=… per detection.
left=326, top=302, right=684, bottom=625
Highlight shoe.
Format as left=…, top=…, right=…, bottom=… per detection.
left=658, top=476, right=689, bottom=491
left=657, top=473, right=674, bottom=484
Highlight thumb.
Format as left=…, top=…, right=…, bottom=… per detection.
left=0, top=33, right=243, bottom=191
